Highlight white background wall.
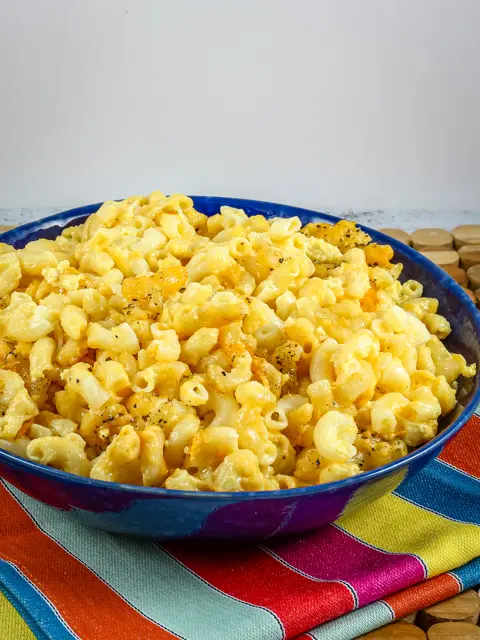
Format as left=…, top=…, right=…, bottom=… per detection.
left=1, top=0, right=480, bottom=212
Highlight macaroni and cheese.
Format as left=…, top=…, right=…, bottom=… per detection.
left=0, top=192, right=475, bottom=491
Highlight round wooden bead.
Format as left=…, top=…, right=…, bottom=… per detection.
left=463, top=289, right=476, bottom=303
left=379, top=228, right=412, bottom=246
left=453, top=225, right=480, bottom=249
left=427, top=622, right=480, bottom=639
left=360, top=621, right=426, bottom=639
left=417, top=590, right=480, bottom=631
left=467, top=265, right=480, bottom=290
left=420, top=251, right=459, bottom=268
left=412, top=228, right=453, bottom=252
left=442, top=265, right=468, bottom=286
left=458, top=245, right=480, bottom=269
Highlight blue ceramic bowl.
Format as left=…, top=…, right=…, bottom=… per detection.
left=0, top=197, right=479, bottom=540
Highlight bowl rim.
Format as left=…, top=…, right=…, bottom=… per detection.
left=0, top=195, right=479, bottom=502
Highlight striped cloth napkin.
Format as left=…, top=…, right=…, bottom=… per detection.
left=1, top=410, right=479, bottom=640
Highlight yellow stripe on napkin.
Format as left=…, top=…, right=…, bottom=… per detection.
left=338, top=493, right=480, bottom=576
left=0, top=592, right=35, bottom=640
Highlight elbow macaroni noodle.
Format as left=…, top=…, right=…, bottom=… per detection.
left=0, top=192, right=475, bottom=491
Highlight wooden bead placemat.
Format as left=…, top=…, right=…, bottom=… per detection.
left=417, top=589, right=480, bottom=629
left=356, top=590, right=480, bottom=639
left=420, top=250, right=460, bottom=268
left=459, top=246, right=480, bottom=270
left=359, top=621, right=426, bottom=638
left=379, top=228, right=412, bottom=246
left=378, top=226, right=480, bottom=307
left=442, top=265, right=469, bottom=287
left=453, top=225, right=480, bottom=249
left=411, top=228, right=453, bottom=252
left=467, top=266, right=480, bottom=291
